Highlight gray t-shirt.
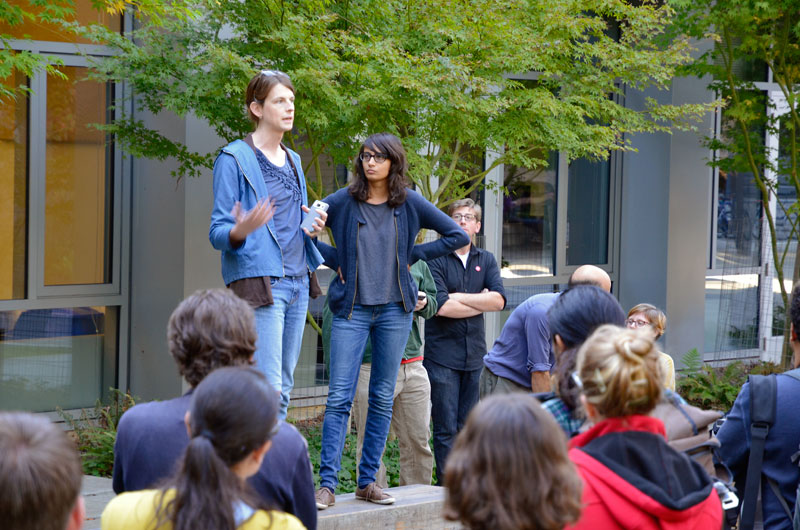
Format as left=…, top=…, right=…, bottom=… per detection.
left=356, top=201, right=403, bottom=305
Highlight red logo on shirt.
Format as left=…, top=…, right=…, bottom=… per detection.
left=475, top=265, right=481, bottom=272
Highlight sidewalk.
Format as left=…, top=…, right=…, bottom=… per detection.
left=81, top=477, right=459, bottom=530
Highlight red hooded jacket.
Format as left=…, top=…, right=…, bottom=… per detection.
left=567, top=415, right=722, bottom=530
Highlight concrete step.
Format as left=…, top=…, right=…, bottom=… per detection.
left=81, top=477, right=459, bottom=530
left=318, top=484, right=460, bottom=530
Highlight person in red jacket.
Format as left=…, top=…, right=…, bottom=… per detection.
left=568, top=325, right=723, bottom=530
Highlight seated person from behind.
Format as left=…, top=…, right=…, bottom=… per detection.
left=112, top=289, right=316, bottom=530
left=568, top=325, right=722, bottom=529
left=102, top=367, right=304, bottom=530
left=0, top=411, right=85, bottom=530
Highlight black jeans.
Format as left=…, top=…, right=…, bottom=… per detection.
left=424, top=359, right=481, bottom=485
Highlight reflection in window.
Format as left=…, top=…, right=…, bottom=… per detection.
left=45, top=67, right=112, bottom=286
left=0, top=73, right=28, bottom=300
left=0, top=0, right=121, bottom=44
left=567, top=157, right=610, bottom=265
left=502, top=151, right=556, bottom=277
left=704, top=275, right=759, bottom=353
left=0, top=306, right=117, bottom=411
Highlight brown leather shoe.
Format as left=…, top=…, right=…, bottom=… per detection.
left=315, top=487, right=335, bottom=510
left=355, top=482, right=395, bottom=505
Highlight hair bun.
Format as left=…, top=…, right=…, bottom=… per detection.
left=614, top=332, right=653, bottom=363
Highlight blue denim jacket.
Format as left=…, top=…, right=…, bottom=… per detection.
left=209, top=139, right=324, bottom=285
left=317, top=188, right=469, bottom=318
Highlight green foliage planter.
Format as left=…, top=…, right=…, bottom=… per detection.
left=58, top=389, right=137, bottom=477
left=676, top=348, right=781, bottom=411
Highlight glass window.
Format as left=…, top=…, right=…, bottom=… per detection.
left=0, top=73, right=28, bottom=301
left=567, top=157, right=610, bottom=265
left=45, top=67, right=112, bottom=286
left=704, top=275, right=760, bottom=352
left=0, top=306, right=117, bottom=411
left=501, top=151, right=557, bottom=277
left=0, top=0, right=121, bottom=44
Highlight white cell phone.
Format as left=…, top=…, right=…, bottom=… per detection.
left=300, top=200, right=329, bottom=232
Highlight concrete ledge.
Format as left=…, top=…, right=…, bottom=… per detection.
left=82, top=475, right=115, bottom=530
left=318, top=484, right=460, bottom=530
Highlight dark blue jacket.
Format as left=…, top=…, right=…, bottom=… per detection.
left=316, top=188, right=469, bottom=318
left=717, top=369, right=800, bottom=530
left=112, top=392, right=317, bottom=530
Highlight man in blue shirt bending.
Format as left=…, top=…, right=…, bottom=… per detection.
left=480, top=265, right=611, bottom=394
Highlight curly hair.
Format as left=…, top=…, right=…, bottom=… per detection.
left=577, top=324, right=663, bottom=418
left=167, top=289, right=256, bottom=387
left=443, top=394, right=583, bottom=530
left=349, top=132, right=409, bottom=207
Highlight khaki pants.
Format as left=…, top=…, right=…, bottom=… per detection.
left=479, top=365, right=530, bottom=399
left=352, top=361, right=434, bottom=487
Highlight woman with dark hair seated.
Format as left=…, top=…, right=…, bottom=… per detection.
left=540, top=285, right=626, bottom=437
left=444, top=393, right=583, bottom=530
left=101, top=367, right=303, bottom=530
left=568, top=325, right=722, bottom=529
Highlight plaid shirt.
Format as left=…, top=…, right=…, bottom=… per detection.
left=542, top=397, right=584, bottom=438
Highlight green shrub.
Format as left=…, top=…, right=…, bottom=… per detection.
left=58, top=388, right=137, bottom=477
left=676, top=349, right=781, bottom=411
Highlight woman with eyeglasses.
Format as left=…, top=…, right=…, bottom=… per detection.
left=313, top=132, right=468, bottom=508
left=209, top=70, right=326, bottom=420
left=626, top=303, right=675, bottom=390
left=567, top=325, right=723, bottom=529
left=101, top=367, right=304, bottom=530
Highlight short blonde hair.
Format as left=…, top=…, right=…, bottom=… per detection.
left=448, top=198, right=482, bottom=222
left=628, top=303, right=667, bottom=339
left=576, top=325, right=663, bottom=418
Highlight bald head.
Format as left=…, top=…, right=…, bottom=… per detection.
left=568, top=265, right=611, bottom=292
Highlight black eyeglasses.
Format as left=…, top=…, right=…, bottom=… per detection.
left=360, top=152, right=388, bottom=164
left=452, top=213, right=477, bottom=222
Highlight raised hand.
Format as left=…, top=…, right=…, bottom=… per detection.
left=229, top=199, right=275, bottom=247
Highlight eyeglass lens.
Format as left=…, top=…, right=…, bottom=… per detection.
left=453, top=214, right=476, bottom=221
left=360, top=153, right=387, bottom=163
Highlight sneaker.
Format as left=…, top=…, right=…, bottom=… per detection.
left=315, top=487, right=335, bottom=510
left=355, top=482, right=395, bottom=505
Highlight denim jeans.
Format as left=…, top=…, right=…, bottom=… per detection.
left=319, top=303, right=413, bottom=490
left=424, top=359, right=481, bottom=486
left=253, top=275, right=309, bottom=420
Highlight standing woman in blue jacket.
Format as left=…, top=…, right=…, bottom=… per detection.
left=313, top=133, right=469, bottom=508
left=209, top=71, right=326, bottom=420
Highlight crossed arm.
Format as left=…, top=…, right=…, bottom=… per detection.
left=436, top=290, right=505, bottom=318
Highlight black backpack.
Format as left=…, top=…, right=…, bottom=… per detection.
left=738, top=369, right=800, bottom=530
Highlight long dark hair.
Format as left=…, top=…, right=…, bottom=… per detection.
left=349, top=132, right=409, bottom=207
left=155, top=367, right=279, bottom=530
left=547, top=286, right=625, bottom=413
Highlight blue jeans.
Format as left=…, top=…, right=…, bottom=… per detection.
left=319, top=303, right=413, bottom=490
left=424, top=359, right=481, bottom=486
left=254, top=275, right=309, bottom=420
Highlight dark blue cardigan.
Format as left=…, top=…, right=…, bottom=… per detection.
left=317, top=188, right=469, bottom=318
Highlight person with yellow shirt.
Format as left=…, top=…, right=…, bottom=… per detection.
left=101, top=367, right=305, bottom=530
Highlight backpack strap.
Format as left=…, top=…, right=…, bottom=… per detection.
left=740, top=374, right=777, bottom=530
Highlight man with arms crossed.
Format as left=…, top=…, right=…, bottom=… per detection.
left=424, top=198, right=506, bottom=484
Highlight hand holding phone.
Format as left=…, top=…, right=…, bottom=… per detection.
left=300, top=200, right=329, bottom=234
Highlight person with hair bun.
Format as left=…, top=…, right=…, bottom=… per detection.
left=626, top=303, right=676, bottom=390
left=567, top=325, right=723, bottom=530
left=102, top=367, right=304, bottom=530
left=443, top=394, right=583, bottom=530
